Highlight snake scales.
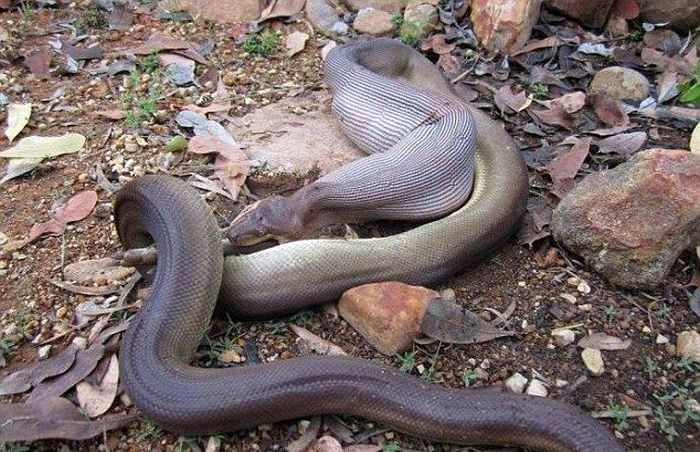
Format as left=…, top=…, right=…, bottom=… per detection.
left=114, top=39, right=622, bottom=451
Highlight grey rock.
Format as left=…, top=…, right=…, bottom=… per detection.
left=305, top=0, right=341, bottom=35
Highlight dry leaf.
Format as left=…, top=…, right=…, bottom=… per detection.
left=55, top=190, right=98, bottom=223
left=420, top=34, right=456, bottom=55
left=95, top=109, right=125, bottom=120
left=290, top=324, right=346, bottom=356
left=259, top=0, right=306, bottom=22
left=597, top=132, right=647, bottom=156
left=4, top=103, right=31, bottom=143
left=578, top=332, right=631, bottom=350
left=0, top=133, right=85, bottom=159
left=24, top=48, right=52, bottom=79
left=76, top=354, right=119, bottom=418
left=533, top=104, right=577, bottom=130
left=0, top=397, right=135, bottom=441
left=548, top=137, right=592, bottom=186
left=511, top=36, right=560, bottom=57
left=421, top=299, right=514, bottom=344
left=0, top=343, right=80, bottom=396
left=656, top=71, right=680, bottom=103
left=590, top=93, right=629, bottom=127
left=111, top=32, right=207, bottom=65
left=189, top=135, right=250, bottom=198
left=437, top=53, right=460, bottom=75
left=494, top=86, right=531, bottom=114
left=286, top=31, right=309, bottom=57
left=552, top=91, right=586, bottom=114
left=0, top=157, right=41, bottom=185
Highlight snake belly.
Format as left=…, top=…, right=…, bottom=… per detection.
left=114, top=39, right=622, bottom=451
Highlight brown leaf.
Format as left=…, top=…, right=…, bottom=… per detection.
left=286, top=31, right=309, bottom=57
left=27, top=343, right=105, bottom=403
left=437, top=53, right=460, bottom=75
left=76, top=354, right=119, bottom=418
left=578, top=332, right=631, bottom=350
left=533, top=104, right=577, bottom=130
left=494, top=85, right=531, bottom=114
left=189, top=135, right=250, bottom=198
left=421, top=299, right=513, bottom=344
left=0, top=343, right=80, bottom=396
left=50, top=279, right=121, bottom=296
left=61, top=40, right=103, bottom=61
left=533, top=247, right=564, bottom=269
left=641, top=48, right=693, bottom=76
left=552, top=91, right=586, bottom=114
left=511, top=36, right=560, bottom=57
left=55, top=190, right=98, bottom=223
left=24, top=48, right=52, bottom=79
left=0, top=397, right=135, bottom=441
left=590, top=93, right=629, bottom=127
left=548, top=137, right=592, bottom=186
left=597, top=132, right=647, bottom=156
left=259, top=0, right=306, bottom=22
left=95, top=109, right=125, bottom=120
left=111, top=32, right=207, bottom=65
left=28, top=218, right=64, bottom=242
left=290, top=324, right=346, bottom=356
left=643, top=29, right=682, bottom=56
left=420, top=34, right=456, bottom=55
left=307, top=436, right=343, bottom=452
left=656, top=71, right=680, bottom=103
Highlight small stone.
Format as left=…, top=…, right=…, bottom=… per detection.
left=330, top=21, right=348, bottom=35
left=219, top=348, right=245, bottom=364
left=642, top=325, right=652, bottom=334
left=526, top=379, right=548, bottom=397
left=38, top=345, right=51, bottom=360
left=338, top=281, right=437, bottom=355
left=555, top=378, right=569, bottom=388
left=72, top=336, right=88, bottom=349
left=353, top=8, right=395, bottom=35
left=178, top=0, right=262, bottom=23
left=298, top=419, right=311, bottom=434
left=440, top=288, right=456, bottom=301
left=505, top=372, right=528, bottom=393
left=552, top=329, right=576, bottom=346
left=656, top=334, right=669, bottom=345
left=589, top=66, right=651, bottom=102
left=56, top=305, right=68, bottom=319
left=579, top=303, right=593, bottom=312
left=205, top=436, right=221, bottom=452
left=676, top=330, right=700, bottom=362
left=581, top=348, right=605, bottom=376
left=577, top=281, right=591, bottom=294
left=308, top=436, right=342, bottom=452
left=560, top=293, right=577, bottom=304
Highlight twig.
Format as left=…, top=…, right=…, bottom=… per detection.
left=591, top=409, right=652, bottom=419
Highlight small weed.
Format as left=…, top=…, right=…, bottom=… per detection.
left=12, top=305, right=32, bottom=340
left=139, top=53, right=161, bottom=74
left=120, top=71, right=162, bottom=128
left=603, top=305, right=616, bottom=323
left=606, top=402, right=630, bottom=432
left=1, top=443, right=31, bottom=452
left=243, top=30, right=279, bottom=56
left=396, top=350, right=416, bottom=373
left=679, top=62, right=700, bottom=106
left=644, top=357, right=658, bottom=380
left=74, top=5, right=108, bottom=32
left=673, top=355, right=696, bottom=372
left=0, top=337, right=14, bottom=360
left=399, top=21, right=421, bottom=47
left=461, top=368, right=478, bottom=387
left=529, top=82, right=549, bottom=99
left=133, top=420, right=164, bottom=442
left=653, top=406, right=679, bottom=442
left=175, top=436, right=201, bottom=452
left=382, top=442, right=401, bottom=452
left=289, top=310, right=313, bottom=326
left=390, top=10, right=404, bottom=29
left=18, top=1, right=35, bottom=23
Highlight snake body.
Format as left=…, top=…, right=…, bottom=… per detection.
left=114, top=39, right=622, bottom=450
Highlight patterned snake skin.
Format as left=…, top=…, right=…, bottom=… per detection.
left=114, top=39, right=623, bottom=451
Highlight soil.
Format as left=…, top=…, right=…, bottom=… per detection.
left=0, top=2, right=698, bottom=452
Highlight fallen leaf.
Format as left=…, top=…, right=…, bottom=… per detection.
left=588, top=125, right=634, bottom=136
left=76, top=354, right=119, bottom=418
left=0, top=343, right=80, bottom=396
left=0, top=397, right=135, bottom=441
left=494, top=86, right=531, bottom=114
left=287, top=417, right=322, bottom=452
left=511, top=36, right=560, bottom=57
left=656, top=71, right=680, bottom=103
left=533, top=104, right=577, bottom=130
left=259, top=0, right=306, bottom=22
left=28, top=219, right=64, bottom=242
left=421, top=299, right=514, bottom=344
left=533, top=247, right=564, bottom=269
left=548, top=137, right=591, bottom=187
left=552, top=91, right=586, bottom=114
left=597, top=132, right=647, bottom=156
left=95, top=109, right=125, bottom=120
left=577, top=42, right=613, bottom=58
left=530, top=66, right=568, bottom=89
left=643, top=29, right=682, bottom=56
left=691, top=122, right=700, bottom=153
left=590, top=93, right=629, bottom=127
left=420, top=34, right=456, bottom=55
left=111, top=32, right=207, bottom=65
left=61, top=41, right=103, bottom=61
left=189, top=135, right=250, bottom=198
left=0, top=157, right=41, bottom=185
left=578, top=332, right=631, bottom=350
left=286, top=31, right=309, bottom=57
left=55, top=190, right=98, bottom=223
left=437, top=53, right=460, bottom=75
left=24, top=48, right=52, bottom=79
left=4, top=103, right=31, bottom=142
left=290, top=324, right=346, bottom=356
left=50, top=279, right=122, bottom=296
left=63, top=257, right=135, bottom=286
left=0, top=133, right=85, bottom=159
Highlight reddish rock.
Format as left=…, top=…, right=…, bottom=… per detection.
left=637, top=0, right=700, bottom=32
left=471, top=0, right=543, bottom=54
left=345, top=0, right=409, bottom=12
left=589, top=66, right=650, bottom=102
left=338, top=282, right=438, bottom=355
left=552, top=149, right=700, bottom=289
left=545, top=0, right=616, bottom=28
left=353, top=8, right=395, bottom=35
left=676, top=330, right=700, bottom=363
left=179, top=0, right=264, bottom=23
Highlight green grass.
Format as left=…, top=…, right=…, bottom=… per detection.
left=644, top=357, right=658, bottom=380
left=529, top=82, right=549, bottom=99
left=395, top=350, right=416, bottom=373
left=1, top=443, right=31, bottom=452
left=74, top=4, right=108, bottom=32
left=603, top=305, right=616, bottom=323
left=382, top=442, right=401, bottom=452
left=120, top=69, right=162, bottom=128
left=242, top=30, right=279, bottom=56
left=461, top=368, right=478, bottom=387
left=399, top=21, right=421, bottom=47
left=679, top=62, right=700, bottom=106
left=132, top=420, right=164, bottom=442
left=606, top=402, right=630, bottom=432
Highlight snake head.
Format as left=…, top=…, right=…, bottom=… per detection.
left=225, top=196, right=302, bottom=246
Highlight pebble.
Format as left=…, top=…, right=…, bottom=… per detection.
left=560, top=293, right=577, bottom=304
left=578, top=303, right=593, bottom=312
left=505, top=372, right=528, bottom=393
left=555, top=379, right=569, bottom=388
left=526, top=379, right=548, bottom=397
left=676, top=330, right=700, bottom=362
left=479, top=359, right=491, bottom=369
left=589, top=66, right=650, bottom=102
left=642, top=325, right=652, bottom=334
left=656, top=334, right=669, bottom=345
left=552, top=329, right=576, bottom=346
left=581, top=348, right=605, bottom=376
left=38, top=344, right=51, bottom=360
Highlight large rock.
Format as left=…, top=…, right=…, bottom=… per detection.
left=178, top=0, right=264, bottom=23
left=353, top=8, right=396, bottom=35
left=545, top=0, right=616, bottom=28
left=305, top=0, right=342, bottom=35
left=345, top=0, right=409, bottom=12
left=403, top=0, right=440, bottom=38
left=338, top=282, right=438, bottom=355
left=589, top=66, right=650, bottom=102
left=552, top=149, right=700, bottom=289
left=471, top=0, right=543, bottom=54
left=636, top=0, right=700, bottom=32
left=230, top=92, right=363, bottom=175
left=676, top=330, right=700, bottom=363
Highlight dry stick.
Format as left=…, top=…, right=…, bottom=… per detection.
left=591, top=409, right=652, bottom=419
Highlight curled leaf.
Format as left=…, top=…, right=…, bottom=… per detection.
left=0, top=133, right=86, bottom=159
left=4, top=103, right=32, bottom=143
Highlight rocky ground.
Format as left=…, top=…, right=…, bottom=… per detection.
left=0, top=1, right=698, bottom=452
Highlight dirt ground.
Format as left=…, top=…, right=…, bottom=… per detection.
left=0, top=2, right=698, bottom=452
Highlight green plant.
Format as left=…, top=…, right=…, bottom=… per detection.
left=679, top=62, right=700, bottom=106
left=607, top=402, right=630, bottom=432
left=243, top=30, right=279, bottom=56
left=133, top=420, right=164, bottom=442
left=139, top=53, right=161, bottom=74
left=644, top=357, right=658, bottom=380
left=603, top=305, right=616, bottom=323
left=396, top=350, right=416, bottom=373
left=399, top=21, right=420, bottom=47
left=461, top=368, right=478, bottom=387
left=529, top=82, right=549, bottom=99
left=674, top=355, right=696, bottom=372
left=390, top=10, right=404, bottom=29
left=382, top=442, right=401, bottom=452
left=120, top=71, right=162, bottom=128
left=1, top=443, right=31, bottom=452
left=0, top=337, right=14, bottom=360
left=653, top=406, right=679, bottom=442
left=74, top=5, right=108, bottom=32
left=18, top=1, right=34, bottom=22
left=175, top=436, right=201, bottom=452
